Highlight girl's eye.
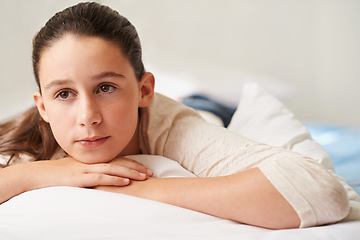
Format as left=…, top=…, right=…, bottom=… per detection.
left=98, top=84, right=116, bottom=93
left=56, top=90, right=74, bottom=100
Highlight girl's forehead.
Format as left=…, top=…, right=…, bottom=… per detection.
left=38, top=35, right=134, bottom=87
left=40, top=34, right=127, bottom=67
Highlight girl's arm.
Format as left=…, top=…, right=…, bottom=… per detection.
left=137, top=94, right=349, bottom=228
left=95, top=167, right=300, bottom=229
left=95, top=161, right=349, bottom=229
left=0, top=157, right=152, bottom=204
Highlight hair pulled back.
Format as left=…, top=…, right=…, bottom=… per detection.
left=0, top=2, right=145, bottom=165
left=33, top=2, right=145, bottom=85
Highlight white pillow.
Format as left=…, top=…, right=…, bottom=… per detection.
left=125, top=154, right=196, bottom=178
left=228, top=82, right=334, bottom=170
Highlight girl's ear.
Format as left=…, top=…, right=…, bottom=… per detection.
left=138, top=72, right=155, bottom=108
left=33, top=91, right=50, bottom=123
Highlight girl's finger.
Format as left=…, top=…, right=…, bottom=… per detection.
left=110, top=157, right=153, bottom=176
left=80, top=173, right=131, bottom=187
left=85, top=163, right=148, bottom=181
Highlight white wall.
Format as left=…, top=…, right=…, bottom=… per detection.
left=0, top=0, right=84, bottom=121
left=1, top=0, right=359, bottom=126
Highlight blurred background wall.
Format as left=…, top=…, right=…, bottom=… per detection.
left=1, top=0, right=359, bottom=126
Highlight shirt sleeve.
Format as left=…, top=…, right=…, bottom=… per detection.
left=0, top=154, right=34, bottom=168
left=0, top=155, right=9, bottom=168
left=139, top=93, right=349, bottom=227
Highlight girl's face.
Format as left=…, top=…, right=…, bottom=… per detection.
left=34, top=35, right=154, bottom=163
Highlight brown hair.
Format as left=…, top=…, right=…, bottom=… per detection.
left=0, top=2, right=145, bottom=165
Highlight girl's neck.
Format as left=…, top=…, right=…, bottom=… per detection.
left=117, top=120, right=141, bottom=157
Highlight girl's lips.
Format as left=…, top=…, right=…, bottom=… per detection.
left=76, top=136, right=110, bottom=148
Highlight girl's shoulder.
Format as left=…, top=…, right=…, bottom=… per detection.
left=138, top=93, right=204, bottom=155
left=145, top=93, right=200, bottom=119
left=140, top=93, right=202, bottom=129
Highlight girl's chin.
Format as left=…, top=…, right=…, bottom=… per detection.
left=70, top=152, right=118, bottom=164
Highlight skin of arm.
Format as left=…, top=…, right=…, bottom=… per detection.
left=95, top=167, right=301, bottom=229
left=0, top=157, right=152, bottom=205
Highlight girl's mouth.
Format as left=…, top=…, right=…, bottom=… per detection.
left=76, top=136, right=110, bottom=148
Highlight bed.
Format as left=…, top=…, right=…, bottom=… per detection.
left=0, top=83, right=359, bottom=239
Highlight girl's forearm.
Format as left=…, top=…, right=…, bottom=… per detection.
left=0, top=165, right=29, bottom=204
left=95, top=167, right=301, bottom=229
left=0, top=157, right=151, bottom=204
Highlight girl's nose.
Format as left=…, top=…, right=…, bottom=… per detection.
left=77, top=97, right=102, bottom=127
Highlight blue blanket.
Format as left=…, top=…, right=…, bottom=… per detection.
left=305, top=123, right=360, bottom=194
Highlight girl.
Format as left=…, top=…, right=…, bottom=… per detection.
left=0, top=2, right=349, bottom=229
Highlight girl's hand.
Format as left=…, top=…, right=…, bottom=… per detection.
left=109, top=157, right=153, bottom=177
left=20, top=156, right=153, bottom=191
left=0, top=156, right=153, bottom=204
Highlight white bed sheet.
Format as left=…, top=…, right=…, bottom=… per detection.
left=1, top=186, right=359, bottom=240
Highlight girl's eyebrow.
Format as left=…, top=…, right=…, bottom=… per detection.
left=44, top=80, right=73, bottom=90
left=92, top=71, right=126, bottom=80
left=44, top=72, right=126, bottom=90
